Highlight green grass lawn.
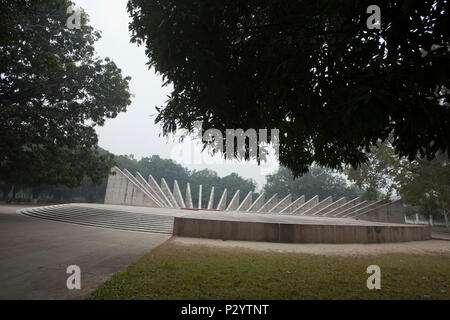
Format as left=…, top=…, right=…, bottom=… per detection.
left=89, top=241, right=449, bottom=300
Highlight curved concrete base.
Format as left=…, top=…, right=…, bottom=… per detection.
left=173, top=217, right=431, bottom=244
left=17, top=203, right=431, bottom=244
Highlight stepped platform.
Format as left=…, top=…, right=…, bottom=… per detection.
left=18, top=203, right=431, bottom=244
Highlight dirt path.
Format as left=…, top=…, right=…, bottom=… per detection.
left=172, top=237, right=450, bottom=257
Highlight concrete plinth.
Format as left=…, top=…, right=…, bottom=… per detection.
left=173, top=217, right=432, bottom=244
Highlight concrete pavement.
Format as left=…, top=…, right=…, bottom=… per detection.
left=432, top=231, right=450, bottom=241
left=0, top=205, right=171, bottom=300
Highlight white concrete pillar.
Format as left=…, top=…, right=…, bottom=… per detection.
left=123, top=169, right=162, bottom=207
left=258, top=193, right=279, bottom=213
left=198, top=185, right=202, bottom=209
left=268, top=194, right=292, bottom=214
left=161, top=178, right=179, bottom=208
left=148, top=175, right=173, bottom=207
left=314, top=197, right=347, bottom=216
left=327, top=197, right=361, bottom=217
left=304, top=196, right=333, bottom=216
left=173, top=180, right=186, bottom=208
left=185, top=183, right=193, bottom=208
left=237, top=191, right=253, bottom=212
left=207, top=187, right=215, bottom=209
left=226, top=190, right=240, bottom=211
left=291, top=195, right=319, bottom=215
left=247, top=192, right=265, bottom=212
left=279, top=195, right=305, bottom=214
left=136, top=172, right=168, bottom=207
left=216, top=189, right=228, bottom=210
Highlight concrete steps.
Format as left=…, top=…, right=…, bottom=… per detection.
left=19, top=205, right=174, bottom=234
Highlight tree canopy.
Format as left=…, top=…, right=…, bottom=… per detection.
left=264, top=166, right=362, bottom=201
left=348, top=140, right=449, bottom=222
left=397, top=152, right=449, bottom=221
left=128, top=0, right=449, bottom=175
left=347, top=140, right=401, bottom=200
left=0, top=0, right=132, bottom=188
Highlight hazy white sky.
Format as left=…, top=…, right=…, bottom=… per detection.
left=74, top=0, right=278, bottom=189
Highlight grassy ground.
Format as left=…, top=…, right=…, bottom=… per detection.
left=89, top=241, right=449, bottom=300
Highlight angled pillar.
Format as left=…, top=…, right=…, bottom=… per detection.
left=148, top=175, right=173, bottom=207
left=108, top=168, right=161, bottom=207
left=292, top=195, right=319, bottom=215
left=314, top=197, right=347, bottom=216
left=123, top=169, right=163, bottom=207
left=173, top=180, right=186, bottom=208
left=216, top=189, right=227, bottom=210
left=280, top=195, right=305, bottom=214
left=343, top=200, right=386, bottom=218
left=352, top=199, right=403, bottom=222
left=258, top=193, right=279, bottom=213
left=207, top=186, right=215, bottom=209
left=302, top=196, right=333, bottom=216
left=185, top=183, right=193, bottom=208
left=161, top=178, right=179, bottom=208
left=333, top=200, right=369, bottom=217
left=247, top=192, right=265, bottom=212
left=123, top=174, right=134, bottom=205
left=104, top=167, right=128, bottom=205
left=268, top=194, right=292, bottom=214
left=122, top=169, right=145, bottom=206
left=326, top=197, right=360, bottom=217
left=226, top=190, right=240, bottom=211
left=198, top=185, right=202, bottom=209
left=237, top=191, right=253, bottom=212
left=135, top=172, right=168, bottom=207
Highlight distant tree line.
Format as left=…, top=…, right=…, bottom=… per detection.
left=0, top=153, right=258, bottom=207
left=0, top=152, right=360, bottom=207
left=264, top=166, right=362, bottom=202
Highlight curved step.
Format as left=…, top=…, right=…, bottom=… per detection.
left=19, top=205, right=174, bottom=234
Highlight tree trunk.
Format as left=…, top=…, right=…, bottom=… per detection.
left=444, top=210, right=449, bottom=230
left=32, top=189, right=40, bottom=204
left=6, top=185, right=16, bottom=203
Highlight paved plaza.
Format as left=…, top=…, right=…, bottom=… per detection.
left=0, top=205, right=170, bottom=300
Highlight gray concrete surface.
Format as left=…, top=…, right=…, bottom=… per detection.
left=0, top=205, right=170, bottom=300
left=432, top=231, right=450, bottom=241
left=173, top=216, right=431, bottom=244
